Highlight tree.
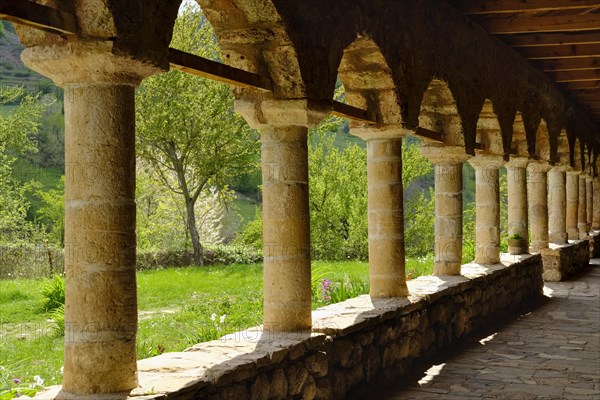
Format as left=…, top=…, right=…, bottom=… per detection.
left=136, top=6, right=259, bottom=264
left=0, top=86, right=48, bottom=155
left=0, top=86, right=51, bottom=245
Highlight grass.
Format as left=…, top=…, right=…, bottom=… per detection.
left=0, top=258, right=433, bottom=387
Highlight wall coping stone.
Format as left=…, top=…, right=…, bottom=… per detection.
left=32, top=253, right=542, bottom=400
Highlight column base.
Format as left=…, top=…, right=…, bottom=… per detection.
left=549, top=232, right=568, bottom=245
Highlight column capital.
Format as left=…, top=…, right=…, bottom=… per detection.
left=551, top=165, right=571, bottom=172
left=351, top=124, right=411, bottom=141
left=468, top=154, right=504, bottom=170
left=527, top=161, right=552, bottom=174
left=421, top=145, right=470, bottom=165
left=235, top=96, right=330, bottom=130
left=505, top=156, right=530, bottom=169
left=21, top=41, right=163, bottom=86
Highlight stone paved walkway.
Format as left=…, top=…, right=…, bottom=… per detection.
left=369, top=259, right=600, bottom=400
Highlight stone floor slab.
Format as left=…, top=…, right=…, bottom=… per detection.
left=368, top=260, right=600, bottom=400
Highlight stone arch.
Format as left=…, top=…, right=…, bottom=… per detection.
left=338, top=36, right=402, bottom=125
left=418, top=79, right=463, bottom=146
left=18, top=0, right=181, bottom=66
left=476, top=99, right=503, bottom=155
left=534, top=119, right=551, bottom=163
left=197, top=0, right=306, bottom=98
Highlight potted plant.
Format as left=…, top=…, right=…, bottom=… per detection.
left=507, top=233, right=526, bottom=255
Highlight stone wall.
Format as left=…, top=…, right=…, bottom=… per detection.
left=542, top=241, right=590, bottom=282
left=116, top=255, right=543, bottom=400
left=589, top=232, right=600, bottom=258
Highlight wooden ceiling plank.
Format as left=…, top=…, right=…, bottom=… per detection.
left=518, top=43, right=600, bottom=59
left=500, top=31, right=600, bottom=47
left=554, top=68, right=600, bottom=80
left=562, top=83, right=600, bottom=90
left=479, top=14, right=600, bottom=34
left=455, top=0, right=599, bottom=14
left=0, top=0, right=76, bottom=35
left=539, top=57, right=600, bottom=71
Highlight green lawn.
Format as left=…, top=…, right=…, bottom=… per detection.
left=0, top=259, right=432, bottom=387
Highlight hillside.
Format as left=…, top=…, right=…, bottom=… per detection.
left=0, top=21, right=52, bottom=91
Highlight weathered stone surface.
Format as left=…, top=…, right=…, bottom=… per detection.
left=269, top=369, right=288, bottom=400
left=34, top=255, right=547, bottom=400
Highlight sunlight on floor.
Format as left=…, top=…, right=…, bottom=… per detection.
left=478, top=332, right=497, bottom=345
left=418, top=363, right=446, bottom=386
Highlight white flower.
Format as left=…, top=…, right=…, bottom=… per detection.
left=219, top=314, right=227, bottom=324
left=33, top=375, right=44, bottom=386
left=210, top=313, right=217, bottom=321
left=60, top=366, right=64, bottom=374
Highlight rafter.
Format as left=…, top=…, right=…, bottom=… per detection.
left=479, top=14, right=600, bottom=35
left=454, top=0, right=600, bottom=14
left=169, top=48, right=272, bottom=92
left=500, top=31, right=600, bottom=47
left=0, top=0, right=76, bottom=35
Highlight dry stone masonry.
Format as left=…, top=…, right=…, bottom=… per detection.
left=5, top=0, right=600, bottom=398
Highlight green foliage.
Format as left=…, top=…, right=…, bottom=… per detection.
left=314, top=275, right=369, bottom=306
left=136, top=7, right=259, bottom=262
left=36, top=177, right=64, bottom=246
left=237, top=208, right=263, bottom=250
left=462, top=200, right=477, bottom=264
left=0, top=363, right=41, bottom=400
left=204, top=244, right=262, bottom=265
left=308, top=123, right=368, bottom=260
left=0, top=86, right=48, bottom=154
left=39, top=274, right=65, bottom=312
left=404, top=187, right=435, bottom=257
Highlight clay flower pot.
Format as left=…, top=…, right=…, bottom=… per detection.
left=507, top=238, right=526, bottom=255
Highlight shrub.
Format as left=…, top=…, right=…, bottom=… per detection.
left=40, top=274, right=65, bottom=312
left=316, top=275, right=369, bottom=305
left=49, top=304, right=64, bottom=337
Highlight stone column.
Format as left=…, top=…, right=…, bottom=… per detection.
left=506, top=158, right=529, bottom=249
left=548, top=167, right=568, bottom=244
left=593, top=177, right=600, bottom=230
left=236, top=99, right=325, bottom=332
left=422, top=146, right=469, bottom=275
left=527, top=162, right=551, bottom=253
left=578, top=174, right=589, bottom=238
left=368, top=138, right=408, bottom=297
left=469, top=157, right=503, bottom=264
left=353, top=128, right=408, bottom=297
left=586, top=176, right=593, bottom=230
left=20, top=45, right=160, bottom=394
left=566, top=171, right=580, bottom=240
left=262, top=126, right=311, bottom=330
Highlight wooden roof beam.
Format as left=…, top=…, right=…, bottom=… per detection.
left=479, top=14, right=600, bottom=35
left=455, top=0, right=600, bottom=14
left=169, top=48, right=272, bottom=92
left=0, top=0, right=76, bottom=36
